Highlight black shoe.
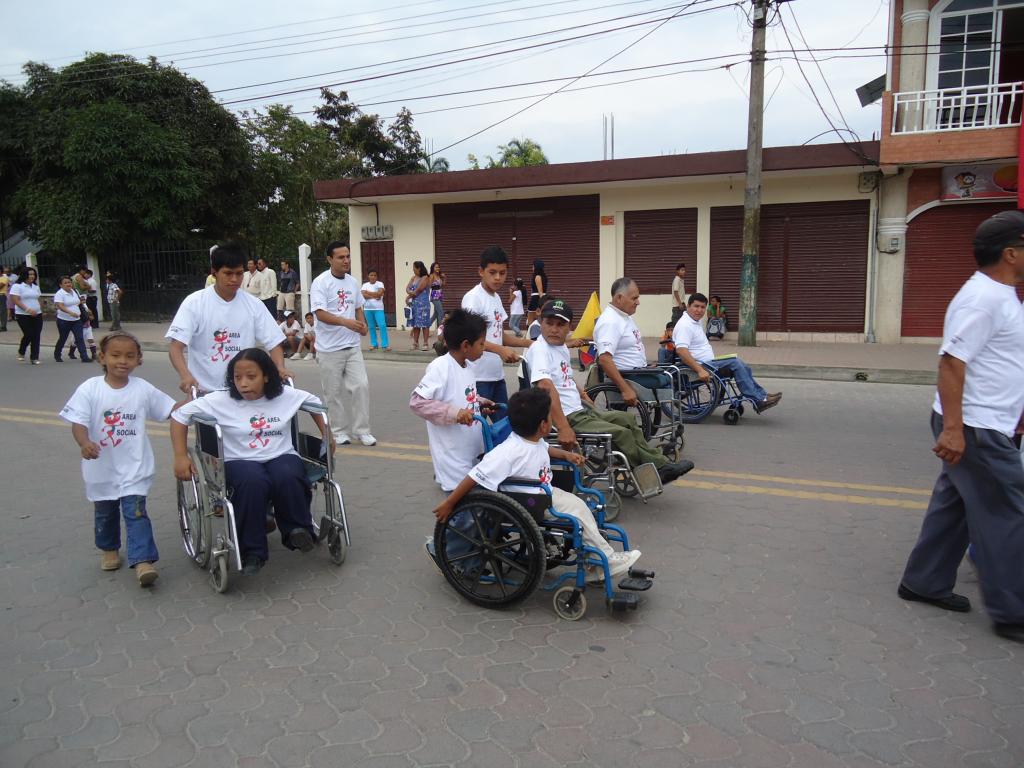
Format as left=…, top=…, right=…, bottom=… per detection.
left=658, top=462, right=686, bottom=484
left=242, top=556, right=265, bottom=576
left=675, top=459, right=695, bottom=476
left=69, top=347, right=77, bottom=359
left=289, top=528, right=315, bottom=553
left=993, top=623, right=1024, bottom=642
left=898, top=583, right=971, bottom=612
left=54, top=355, right=63, bottom=363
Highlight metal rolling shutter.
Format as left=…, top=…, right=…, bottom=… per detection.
left=623, top=208, right=698, bottom=294
left=433, top=195, right=599, bottom=315
left=902, top=201, right=1018, bottom=337
left=709, top=200, right=869, bottom=332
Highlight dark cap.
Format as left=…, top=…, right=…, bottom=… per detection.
left=540, top=298, right=573, bottom=323
left=973, top=209, right=1024, bottom=255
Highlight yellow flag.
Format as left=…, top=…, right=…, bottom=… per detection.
left=571, top=291, right=601, bottom=339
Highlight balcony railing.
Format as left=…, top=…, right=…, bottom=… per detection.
left=892, top=82, right=1024, bottom=134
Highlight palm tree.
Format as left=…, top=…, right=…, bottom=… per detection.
left=420, top=155, right=450, bottom=173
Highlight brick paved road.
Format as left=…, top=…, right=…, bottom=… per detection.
left=1, top=348, right=1021, bottom=767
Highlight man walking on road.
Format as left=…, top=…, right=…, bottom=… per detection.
left=311, top=241, right=376, bottom=446
left=256, top=258, right=278, bottom=317
left=899, top=210, right=1024, bottom=643
left=278, top=260, right=299, bottom=319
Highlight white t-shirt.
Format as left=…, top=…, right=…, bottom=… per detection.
left=310, top=271, right=365, bottom=352
left=594, top=305, right=647, bottom=370
left=59, top=376, right=176, bottom=502
left=53, top=288, right=84, bottom=321
left=257, top=268, right=277, bottom=300
left=166, top=286, right=285, bottom=393
left=279, top=320, right=301, bottom=338
left=933, top=271, right=1024, bottom=437
left=525, top=339, right=583, bottom=417
left=510, top=289, right=524, bottom=316
left=361, top=281, right=385, bottom=311
left=672, top=311, right=716, bottom=363
left=86, top=276, right=98, bottom=295
left=242, top=271, right=261, bottom=296
left=106, top=282, right=121, bottom=304
left=11, top=282, right=40, bottom=315
left=303, top=322, right=315, bottom=337
left=470, top=432, right=552, bottom=495
left=172, top=388, right=322, bottom=462
left=462, top=283, right=508, bottom=382
left=413, top=353, right=485, bottom=492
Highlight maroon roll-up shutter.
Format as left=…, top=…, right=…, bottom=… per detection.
left=623, top=208, right=698, bottom=294
left=359, top=241, right=397, bottom=326
left=902, top=201, right=1019, bottom=337
left=710, top=200, right=869, bottom=333
left=433, top=195, right=599, bottom=316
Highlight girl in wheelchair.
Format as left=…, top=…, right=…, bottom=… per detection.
left=171, top=348, right=330, bottom=575
left=432, top=386, right=642, bottom=581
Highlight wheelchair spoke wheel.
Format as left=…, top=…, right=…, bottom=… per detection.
left=675, top=374, right=722, bottom=424
left=585, top=383, right=653, bottom=439
left=614, top=469, right=639, bottom=498
left=433, top=489, right=545, bottom=608
left=177, top=465, right=211, bottom=569
left=602, top=490, right=622, bottom=522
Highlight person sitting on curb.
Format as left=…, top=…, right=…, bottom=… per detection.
left=673, top=293, right=781, bottom=413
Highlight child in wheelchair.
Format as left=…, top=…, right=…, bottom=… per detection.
left=432, top=387, right=642, bottom=581
left=171, top=348, right=331, bottom=575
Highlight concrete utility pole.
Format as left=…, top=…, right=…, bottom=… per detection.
left=738, top=0, right=769, bottom=347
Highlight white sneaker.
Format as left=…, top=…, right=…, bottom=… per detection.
left=336, top=433, right=352, bottom=445
left=588, top=550, right=642, bottom=582
left=358, top=433, right=377, bottom=446
left=302, top=354, right=312, bottom=361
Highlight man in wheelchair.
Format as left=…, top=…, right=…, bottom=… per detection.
left=673, top=293, right=782, bottom=413
left=433, top=387, right=642, bottom=581
left=526, top=299, right=691, bottom=485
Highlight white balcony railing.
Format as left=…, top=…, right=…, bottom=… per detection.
left=892, top=82, right=1024, bottom=134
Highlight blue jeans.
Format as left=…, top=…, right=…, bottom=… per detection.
left=509, top=315, right=524, bottom=336
left=430, top=299, right=445, bottom=329
left=55, top=318, right=91, bottom=362
left=706, top=357, right=767, bottom=402
left=94, top=496, right=159, bottom=567
left=476, top=378, right=509, bottom=408
left=365, top=309, right=389, bottom=349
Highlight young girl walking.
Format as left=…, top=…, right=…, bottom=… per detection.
left=59, top=332, right=178, bottom=586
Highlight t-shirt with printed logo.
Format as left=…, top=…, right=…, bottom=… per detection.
left=310, top=271, right=365, bottom=352
left=462, top=283, right=508, bottom=382
left=470, top=432, right=551, bottom=495
left=172, top=387, right=322, bottom=462
left=59, top=376, right=176, bottom=501
left=525, top=338, right=583, bottom=417
left=413, top=352, right=485, bottom=491
left=166, top=286, right=285, bottom=393
left=594, top=304, right=648, bottom=370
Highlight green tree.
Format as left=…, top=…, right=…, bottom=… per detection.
left=467, top=138, right=549, bottom=169
left=243, top=104, right=349, bottom=261
left=420, top=156, right=451, bottom=173
left=0, top=82, right=33, bottom=242
left=13, top=53, right=253, bottom=254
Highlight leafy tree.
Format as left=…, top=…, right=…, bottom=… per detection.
left=420, top=156, right=451, bottom=173
left=467, top=138, right=549, bottom=169
left=243, top=104, right=349, bottom=262
left=0, top=83, right=33, bottom=242
left=12, top=53, right=253, bottom=254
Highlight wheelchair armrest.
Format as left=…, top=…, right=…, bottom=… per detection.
left=621, top=368, right=674, bottom=390
left=501, top=476, right=548, bottom=490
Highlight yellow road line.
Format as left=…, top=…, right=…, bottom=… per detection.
left=338, top=447, right=432, bottom=463
left=376, top=441, right=429, bottom=452
left=690, top=469, right=931, bottom=496
left=674, top=478, right=928, bottom=510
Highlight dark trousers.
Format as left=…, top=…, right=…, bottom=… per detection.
left=55, top=318, right=91, bottom=362
left=476, top=378, right=509, bottom=408
left=225, top=453, right=313, bottom=562
left=902, top=412, right=1024, bottom=624
left=263, top=298, right=276, bottom=317
left=86, top=295, right=99, bottom=328
left=16, top=314, right=43, bottom=361
left=670, top=306, right=684, bottom=326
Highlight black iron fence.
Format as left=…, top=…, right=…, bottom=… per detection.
left=103, top=241, right=212, bottom=321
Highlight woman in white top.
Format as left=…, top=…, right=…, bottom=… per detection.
left=10, top=267, right=43, bottom=364
left=52, top=275, right=92, bottom=363
left=508, top=277, right=525, bottom=337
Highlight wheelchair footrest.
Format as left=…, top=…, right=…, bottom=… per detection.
left=632, top=463, right=663, bottom=499
left=607, top=592, right=641, bottom=610
left=628, top=567, right=656, bottom=579
left=617, top=577, right=653, bottom=592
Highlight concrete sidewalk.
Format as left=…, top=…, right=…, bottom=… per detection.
left=0, top=320, right=940, bottom=385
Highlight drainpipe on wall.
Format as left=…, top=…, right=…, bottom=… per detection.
left=865, top=188, right=880, bottom=344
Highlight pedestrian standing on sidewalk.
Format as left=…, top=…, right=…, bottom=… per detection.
left=256, top=258, right=278, bottom=317
left=0, top=266, right=9, bottom=332
left=105, top=271, right=123, bottom=331
left=242, top=259, right=260, bottom=298
left=525, top=259, right=549, bottom=326
left=11, top=266, right=42, bottom=364
left=6, top=267, right=17, bottom=325
left=898, top=210, right=1024, bottom=643
left=53, top=275, right=92, bottom=363
left=311, top=241, right=376, bottom=446
left=670, top=263, right=687, bottom=326
left=508, top=277, right=525, bottom=337
left=428, top=262, right=446, bottom=330
left=277, top=260, right=298, bottom=320
left=361, top=269, right=390, bottom=351
left=59, top=332, right=177, bottom=587
left=405, top=262, right=431, bottom=351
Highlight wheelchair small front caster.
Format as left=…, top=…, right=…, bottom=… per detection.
left=211, top=553, right=229, bottom=593
left=723, top=409, right=740, bottom=425
left=553, top=586, right=587, bottom=621
left=327, top=525, right=347, bottom=565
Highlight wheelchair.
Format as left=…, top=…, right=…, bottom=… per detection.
left=175, top=393, right=350, bottom=593
left=703, top=357, right=761, bottom=425
left=431, top=414, right=656, bottom=621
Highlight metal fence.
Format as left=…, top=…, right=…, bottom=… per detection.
left=103, top=241, right=212, bottom=320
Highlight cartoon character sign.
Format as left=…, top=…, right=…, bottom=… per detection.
left=538, top=466, right=553, bottom=485
left=559, top=360, right=572, bottom=386
left=99, top=409, right=125, bottom=447
left=336, top=289, right=351, bottom=314
left=953, top=172, right=977, bottom=199
left=464, top=385, right=478, bottom=409
left=248, top=414, right=271, bottom=449
left=492, top=310, right=503, bottom=339
left=633, top=328, right=644, bottom=352
left=211, top=328, right=231, bottom=361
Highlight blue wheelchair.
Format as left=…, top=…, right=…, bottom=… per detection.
left=431, top=413, right=655, bottom=621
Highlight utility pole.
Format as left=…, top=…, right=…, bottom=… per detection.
left=738, top=0, right=769, bottom=347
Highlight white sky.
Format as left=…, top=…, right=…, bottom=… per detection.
left=0, top=0, right=891, bottom=170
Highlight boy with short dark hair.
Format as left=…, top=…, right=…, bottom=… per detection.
left=433, top=386, right=641, bottom=580
left=461, top=246, right=532, bottom=407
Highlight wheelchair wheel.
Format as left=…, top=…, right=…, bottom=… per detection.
left=553, top=586, right=587, bottom=621
left=614, top=468, right=639, bottom=499
left=177, top=461, right=211, bottom=569
left=585, top=383, right=652, bottom=439
left=603, top=490, right=622, bottom=522
left=677, top=375, right=723, bottom=424
left=211, top=551, right=229, bottom=593
left=326, top=525, right=347, bottom=565
left=723, top=408, right=740, bottom=426
left=433, top=489, right=545, bottom=609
